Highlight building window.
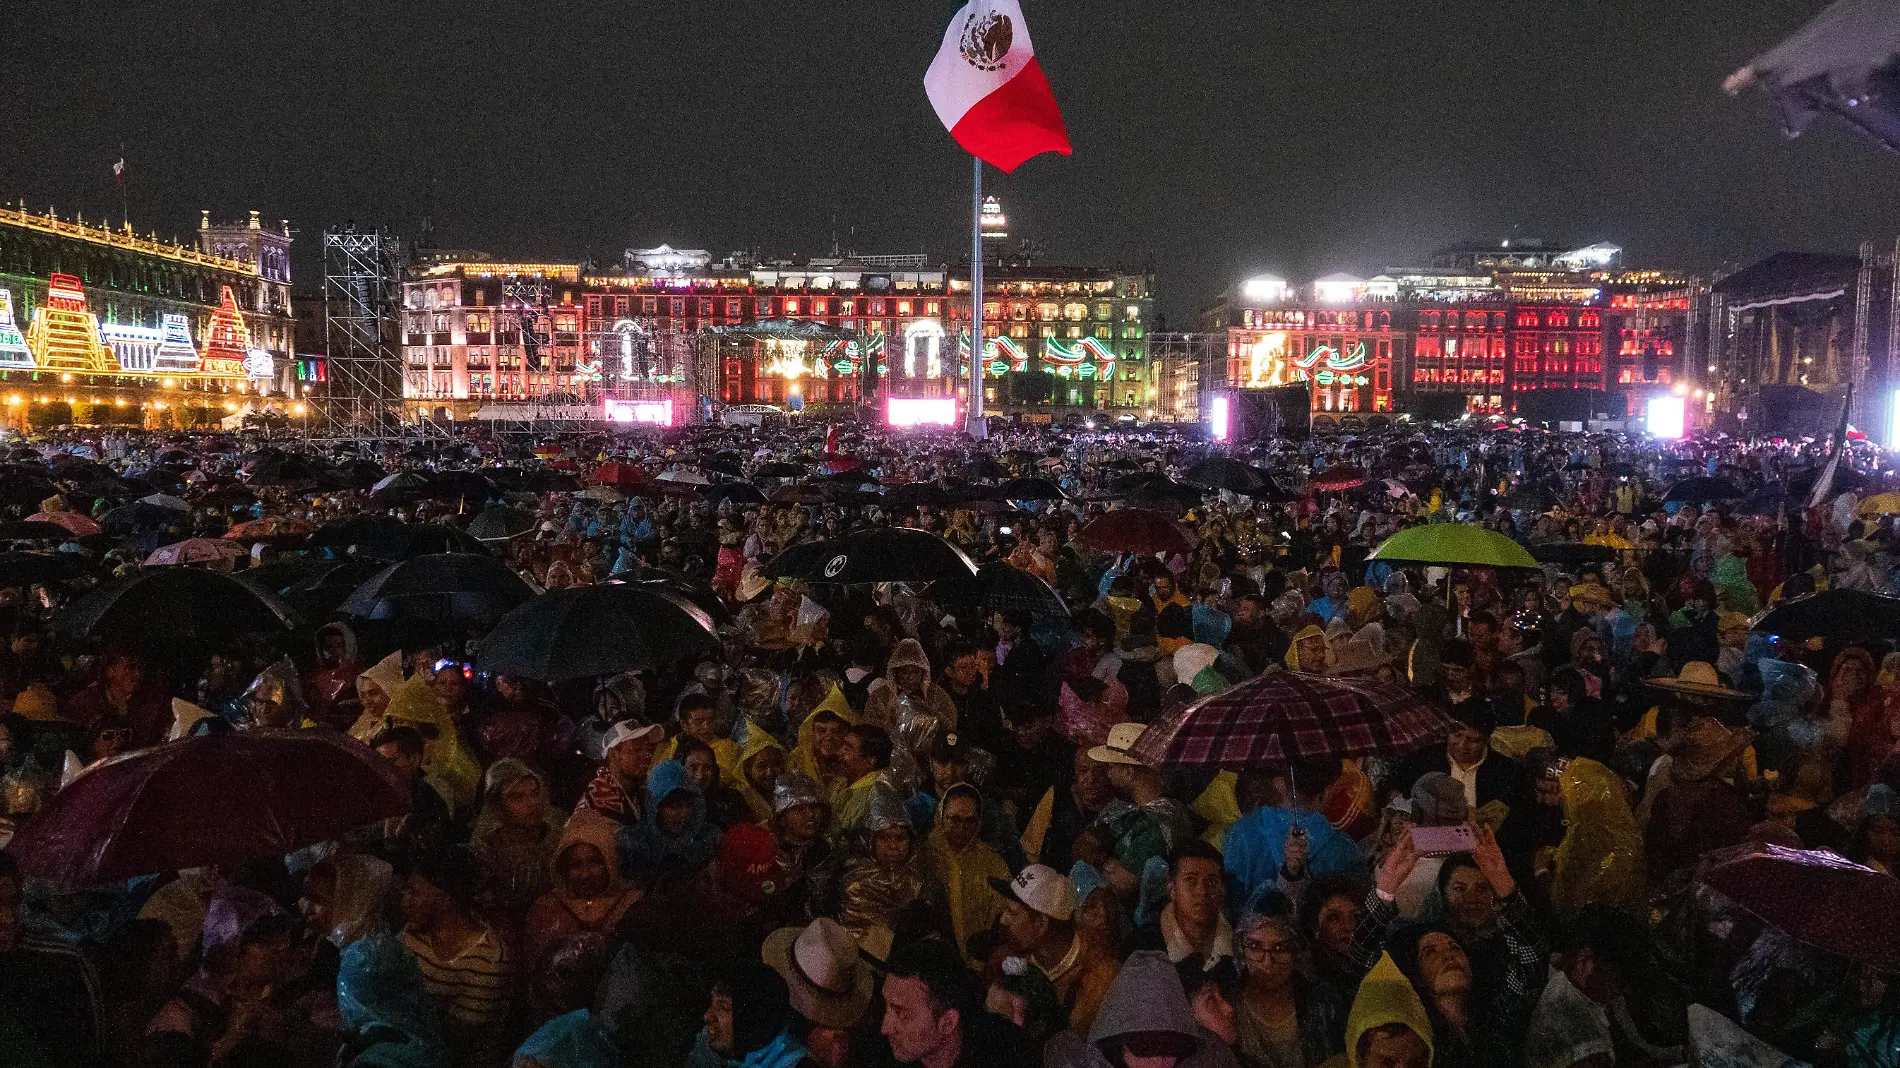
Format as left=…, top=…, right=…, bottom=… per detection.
left=897, top=300, right=913, bottom=316
left=756, top=298, right=773, bottom=315
left=726, top=300, right=741, bottom=317
left=698, top=299, right=712, bottom=316
left=841, top=300, right=855, bottom=316
left=1124, top=304, right=1141, bottom=320
left=811, top=299, right=828, bottom=315
left=642, top=297, right=658, bottom=314
left=783, top=299, right=799, bottom=315
left=925, top=301, right=940, bottom=316
left=870, top=299, right=885, bottom=315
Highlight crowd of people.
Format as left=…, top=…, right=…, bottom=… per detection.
left=0, top=416, right=1896, bottom=1068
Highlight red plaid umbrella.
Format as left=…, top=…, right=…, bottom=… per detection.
left=1700, top=843, right=1900, bottom=970
left=1132, top=670, right=1453, bottom=767
left=1075, top=508, right=1192, bottom=556
left=1310, top=464, right=1368, bottom=492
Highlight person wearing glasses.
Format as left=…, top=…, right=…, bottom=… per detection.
left=1234, top=912, right=1343, bottom=1068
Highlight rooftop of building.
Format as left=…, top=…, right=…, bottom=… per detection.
left=0, top=202, right=261, bottom=274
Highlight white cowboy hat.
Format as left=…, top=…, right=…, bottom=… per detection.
left=761, top=917, right=874, bottom=1030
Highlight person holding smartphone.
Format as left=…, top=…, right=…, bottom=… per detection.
left=1345, top=823, right=1549, bottom=1068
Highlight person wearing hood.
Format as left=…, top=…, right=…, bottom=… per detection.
left=1319, top=953, right=1431, bottom=1068
left=863, top=637, right=960, bottom=747
left=789, top=686, right=855, bottom=807
left=770, top=773, right=834, bottom=921
left=146, top=887, right=298, bottom=1068
left=1546, top=759, right=1645, bottom=920
left=523, top=810, right=641, bottom=990
left=306, top=621, right=364, bottom=732
left=334, top=934, right=446, bottom=1068
left=469, top=758, right=568, bottom=917
left=578, top=673, right=645, bottom=766
left=1045, top=949, right=1226, bottom=1068
left=736, top=728, right=789, bottom=826
left=1285, top=626, right=1329, bottom=674
left=839, top=787, right=931, bottom=941
left=658, top=691, right=742, bottom=783
left=618, top=758, right=722, bottom=887
left=239, top=658, right=309, bottom=730
left=352, top=655, right=480, bottom=815
left=922, top=783, right=1011, bottom=966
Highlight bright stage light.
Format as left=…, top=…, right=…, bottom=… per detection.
left=885, top=396, right=957, bottom=428
left=604, top=397, right=674, bottom=427
left=1209, top=394, right=1232, bottom=441
left=1647, top=395, right=1686, bottom=440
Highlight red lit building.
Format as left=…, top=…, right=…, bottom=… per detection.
left=1411, top=306, right=1508, bottom=412
left=1507, top=304, right=1606, bottom=394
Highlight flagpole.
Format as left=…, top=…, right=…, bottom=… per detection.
left=968, top=154, right=986, bottom=439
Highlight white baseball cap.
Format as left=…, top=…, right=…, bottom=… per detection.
left=603, top=720, right=662, bottom=752
left=1087, top=722, right=1152, bottom=767
left=989, top=863, right=1075, bottom=921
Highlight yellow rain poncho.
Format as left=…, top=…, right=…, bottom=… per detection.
left=921, top=792, right=1010, bottom=966
left=789, top=684, right=855, bottom=807
left=734, top=729, right=787, bottom=824
left=1323, top=951, right=1433, bottom=1068
left=1550, top=758, right=1646, bottom=918
left=384, top=676, right=481, bottom=814
left=1286, top=625, right=1327, bottom=672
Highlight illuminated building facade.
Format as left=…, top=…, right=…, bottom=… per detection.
left=0, top=204, right=295, bottom=427
left=1203, top=243, right=1707, bottom=421
left=402, top=243, right=1155, bottom=420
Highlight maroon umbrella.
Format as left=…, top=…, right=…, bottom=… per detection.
left=1700, top=843, right=1900, bottom=970
left=1075, top=508, right=1193, bottom=557
left=10, top=730, right=410, bottom=885
left=1132, top=670, right=1453, bottom=767
left=1311, top=464, right=1368, bottom=492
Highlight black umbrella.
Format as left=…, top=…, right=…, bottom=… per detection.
left=961, top=458, right=1010, bottom=481
left=0, top=467, right=59, bottom=509
left=700, top=482, right=768, bottom=505
left=935, top=561, right=1071, bottom=622
left=309, top=515, right=400, bottom=550
left=359, top=523, right=490, bottom=563
left=101, top=501, right=188, bottom=534
left=1184, top=457, right=1268, bottom=496
left=0, top=521, right=76, bottom=542
left=884, top=482, right=965, bottom=508
left=56, top=568, right=297, bottom=643
left=277, top=559, right=392, bottom=617
left=1751, top=589, right=1900, bottom=642
left=1734, top=484, right=1790, bottom=517
left=994, top=476, right=1069, bottom=501
left=766, top=528, right=979, bottom=584
left=753, top=461, right=809, bottom=479
left=1528, top=542, right=1619, bottom=565
left=1664, top=476, right=1743, bottom=504
left=466, top=506, right=538, bottom=542
left=477, top=584, right=719, bottom=682
left=248, top=455, right=328, bottom=487
left=340, top=553, right=537, bottom=624
left=420, top=471, right=496, bottom=505
left=0, top=551, right=91, bottom=587
left=1124, top=478, right=1207, bottom=511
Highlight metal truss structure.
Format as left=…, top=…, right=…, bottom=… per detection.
left=319, top=226, right=404, bottom=440
left=1143, top=332, right=1224, bottom=422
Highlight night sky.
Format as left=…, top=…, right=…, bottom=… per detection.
left=3, top=1, right=1898, bottom=323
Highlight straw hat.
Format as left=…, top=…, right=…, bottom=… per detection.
left=761, top=917, right=874, bottom=1029
left=1087, top=722, right=1152, bottom=767
left=1646, top=661, right=1745, bottom=699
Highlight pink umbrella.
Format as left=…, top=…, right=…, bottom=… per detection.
left=145, top=538, right=245, bottom=568
left=25, top=510, right=101, bottom=537
left=1701, top=843, right=1900, bottom=970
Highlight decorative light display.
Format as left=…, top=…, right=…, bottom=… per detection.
left=0, top=289, right=34, bottom=369
left=199, top=286, right=253, bottom=377
left=885, top=396, right=958, bottom=427
left=957, top=332, right=1028, bottom=374
left=1292, top=341, right=1369, bottom=372
left=26, top=274, right=111, bottom=372
left=102, top=313, right=206, bottom=375
left=762, top=338, right=821, bottom=380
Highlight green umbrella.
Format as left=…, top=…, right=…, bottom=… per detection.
left=1366, top=524, right=1540, bottom=570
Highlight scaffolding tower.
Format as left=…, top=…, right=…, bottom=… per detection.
left=320, top=226, right=404, bottom=439
left=1144, top=332, right=1225, bottom=423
